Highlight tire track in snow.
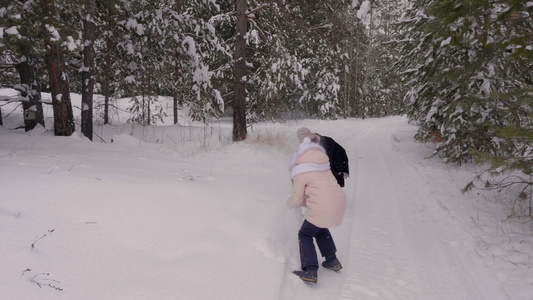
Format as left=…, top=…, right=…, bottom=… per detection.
left=338, top=118, right=431, bottom=300
left=382, top=122, right=511, bottom=300
left=276, top=117, right=510, bottom=299
left=339, top=117, right=510, bottom=300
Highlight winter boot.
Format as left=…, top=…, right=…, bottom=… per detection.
left=322, top=257, right=343, bottom=272
left=293, top=269, right=318, bottom=284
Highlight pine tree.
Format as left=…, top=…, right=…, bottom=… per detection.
left=233, top=0, right=247, bottom=141
left=96, top=0, right=125, bottom=125
left=396, top=0, right=526, bottom=163
left=464, top=1, right=533, bottom=216
left=398, top=0, right=533, bottom=215
left=395, top=0, right=440, bottom=140
left=0, top=0, right=46, bottom=131
left=362, top=0, right=407, bottom=117
left=81, top=0, right=96, bottom=140
left=162, top=0, right=226, bottom=123
left=338, top=7, right=368, bottom=118
left=266, top=0, right=357, bottom=119
left=119, top=0, right=164, bottom=125
left=116, top=0, right=225, bottom=125
left=240, top=1, right=306, bottom=122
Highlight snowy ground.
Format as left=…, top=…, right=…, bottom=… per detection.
left=1, top=90, right=533, bottom=299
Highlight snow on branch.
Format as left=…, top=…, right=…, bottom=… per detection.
left=246, top=4, right=274, bottom=18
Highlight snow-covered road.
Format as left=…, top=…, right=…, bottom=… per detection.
left=2, top=112, right=532, bottom=300
left=278, top=117, right=524, bottom=300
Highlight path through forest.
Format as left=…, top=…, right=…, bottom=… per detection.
left=278, top=117, right=512, bottom=300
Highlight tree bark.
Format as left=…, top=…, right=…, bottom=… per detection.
left=81, top=0, right=96, bottom=140
left=40, top=0, right=75, bottom=136
left=233, top=0, right=247, bottom=142
left=173, top=0, right=181, bottom=125
left=104, top=36, right=110, bottom=125
left=103, top=0, right=114, bottom=125
left=173, top=51, right=181, bottom=125
left=16, top=51, right=45, bottom=131
left=46, top=42, right=75, bottom=136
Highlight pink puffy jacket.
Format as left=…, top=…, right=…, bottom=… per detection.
left=287, top=139, right=346, bottom=228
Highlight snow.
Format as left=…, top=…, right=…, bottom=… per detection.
left=45, top=25, right=61, bottom=42
left=65, top=36, right=77, bottom=51
left=125, top=18, right=144, bottom=36
left=440, top=37, right=451, bottom=47
left=124, top=75, right=135, bottom=83
left=357, top=0, right=371, bottom=20
left=1, top=90, right=533, bottom=299
left=5, top=26, right=19, bottom=36
left=182, top=36, right=197, bottom=57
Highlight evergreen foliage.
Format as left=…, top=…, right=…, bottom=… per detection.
left=397, top=0, right=533, bottom=214
left=1, top=1, right=403, bottom=128
left=397, top=0, right=533, bottom=165
left=3, top=0, right=533, bottom=213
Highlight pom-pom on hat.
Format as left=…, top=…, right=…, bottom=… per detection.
left=297, top=127, right=316, bottom=143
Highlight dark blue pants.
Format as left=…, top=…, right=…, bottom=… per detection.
left=298, top=220, right=337, bottom=271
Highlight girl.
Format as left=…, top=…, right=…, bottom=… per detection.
left=288, top=137, right=347, bottom=284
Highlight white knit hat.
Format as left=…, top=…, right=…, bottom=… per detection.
left=296, top=127, right=316, bottom=143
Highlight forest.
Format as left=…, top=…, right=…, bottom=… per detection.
left=1, top=1, right=402, bottom=138
left=1, top=1, right=532, bottom=212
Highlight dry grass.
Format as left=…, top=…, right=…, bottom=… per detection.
left=246, top=129, right=294, bottom=155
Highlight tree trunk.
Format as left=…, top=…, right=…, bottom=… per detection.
left=173, top=89, right=179, bottom=124
left=361, top=9, right=374, bottom=120
left=354, top=41, right=359, bottom=118
left=173, top=50, right=180, bottom=125
left=147, top=78, right=151, bottom=126
left=46, top=41, right=75, bottom=136
left=233, top=0, right=247, bottom=142
left=173, top=0, right=181, bottom=125
left=103, top=1, right=114, bottom=125
left=16, top=52, right=45, bottom=131
left=104, top=38, right=110, bottom=125
left=343, top=39, right=350, bottom=118
left=81, top=0, right=96, bottom=140
left=40, top=0, right=75, bottom=136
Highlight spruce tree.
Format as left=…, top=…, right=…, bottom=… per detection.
left=465, top=1, right=533, bottom=215
left=397, top=0, right=530, bottom=164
